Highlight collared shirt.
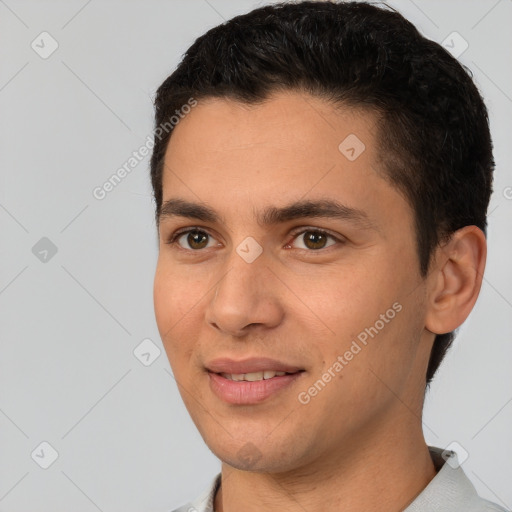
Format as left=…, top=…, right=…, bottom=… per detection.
left=170, top=446, right=509, bottom=512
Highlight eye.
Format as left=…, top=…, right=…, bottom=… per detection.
left=165, top=227, right=343, bottom=253
left=288, top=229, right=341, bottom=250
left=166, top=228, right=219, bottom=250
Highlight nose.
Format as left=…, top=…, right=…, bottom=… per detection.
left=204, top=248, right=285, bottom=337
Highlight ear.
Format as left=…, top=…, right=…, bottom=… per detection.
left=425, top=226, right=487, bottom=335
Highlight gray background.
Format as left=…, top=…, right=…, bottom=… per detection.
left=0, top=0, right=511, bottom=510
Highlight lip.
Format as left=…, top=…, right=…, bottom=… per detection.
left=208, top=371, right=304, bottom=405
left=205, top=357, right=304, bottom=374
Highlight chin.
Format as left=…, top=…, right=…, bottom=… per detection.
left=204, top=433, right=309, bottom=474
left=221, top=451, right=296, bottom=473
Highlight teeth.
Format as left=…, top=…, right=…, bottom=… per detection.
left=244, top=371, right=264, bottom=382
left=220, top=370, right=288, bottom=381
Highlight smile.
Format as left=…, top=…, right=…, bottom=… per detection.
left=220, top=370, right=292, bottom=381
left=208, top=370, right=304, bottom=404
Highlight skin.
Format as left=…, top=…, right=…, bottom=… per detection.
left=153, top=90, right=486, bottom=512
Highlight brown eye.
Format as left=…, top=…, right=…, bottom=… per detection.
left=167, top=229, right=217, bottom=250
left=290, top=230, right=338, bottom=250
left=303, top=231, right=328, bottom=249
left=186, top=231, right=209, bottom=249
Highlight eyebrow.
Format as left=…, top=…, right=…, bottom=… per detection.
left=159, top=198, right=378, bottom=231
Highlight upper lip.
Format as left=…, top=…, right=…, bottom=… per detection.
left=206, top=357, right=304, bottom=374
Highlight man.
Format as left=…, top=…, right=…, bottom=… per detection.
left=150, top=1, right=507, bottom=511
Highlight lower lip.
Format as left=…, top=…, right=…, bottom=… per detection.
left=208, top=371, right=304, bottom=405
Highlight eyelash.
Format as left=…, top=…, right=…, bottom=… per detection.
left=165, top=226, right=345, bottom=253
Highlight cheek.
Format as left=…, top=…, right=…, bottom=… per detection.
left=153, top=265, right=177, bottom=336
left=299, top=261, right=398, bottom=344
left=153, top=261, right=206, bottom=359
left=320, top=271, right=423, bottom=400
left=154, top=255, right=208, bottom=318
left=297, top=254, right=416, bottom=379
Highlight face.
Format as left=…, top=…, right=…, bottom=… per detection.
left=153, top=91, right=433, bottom=473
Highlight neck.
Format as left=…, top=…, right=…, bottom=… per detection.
left=214, top=417, right=436, bottom=512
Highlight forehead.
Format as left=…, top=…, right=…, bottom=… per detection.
left=165, top=91, right=378, bottom=160
left=163, top=91, right=379, bottom=186
left=160, top=91, right=410, bottom=231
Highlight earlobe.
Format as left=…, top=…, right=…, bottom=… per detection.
left=425, top=226, right=487, bottom=335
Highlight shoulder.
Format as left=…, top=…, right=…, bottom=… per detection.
left=477, top=499, right=510, bottom=512
left=405, top=446, right=509, bottom=512
left=467, top=496, right=509, bottom=512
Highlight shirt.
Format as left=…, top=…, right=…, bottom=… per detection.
left=170, top=446, right=509, bottom=512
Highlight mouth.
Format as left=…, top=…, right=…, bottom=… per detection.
left=208, top=370, right=305, bottom=405
left=205, top=356, right=304, bottom=375
left=217, top=370, right=300, bottom=381
left=205, top=357, right=305, bottom=405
